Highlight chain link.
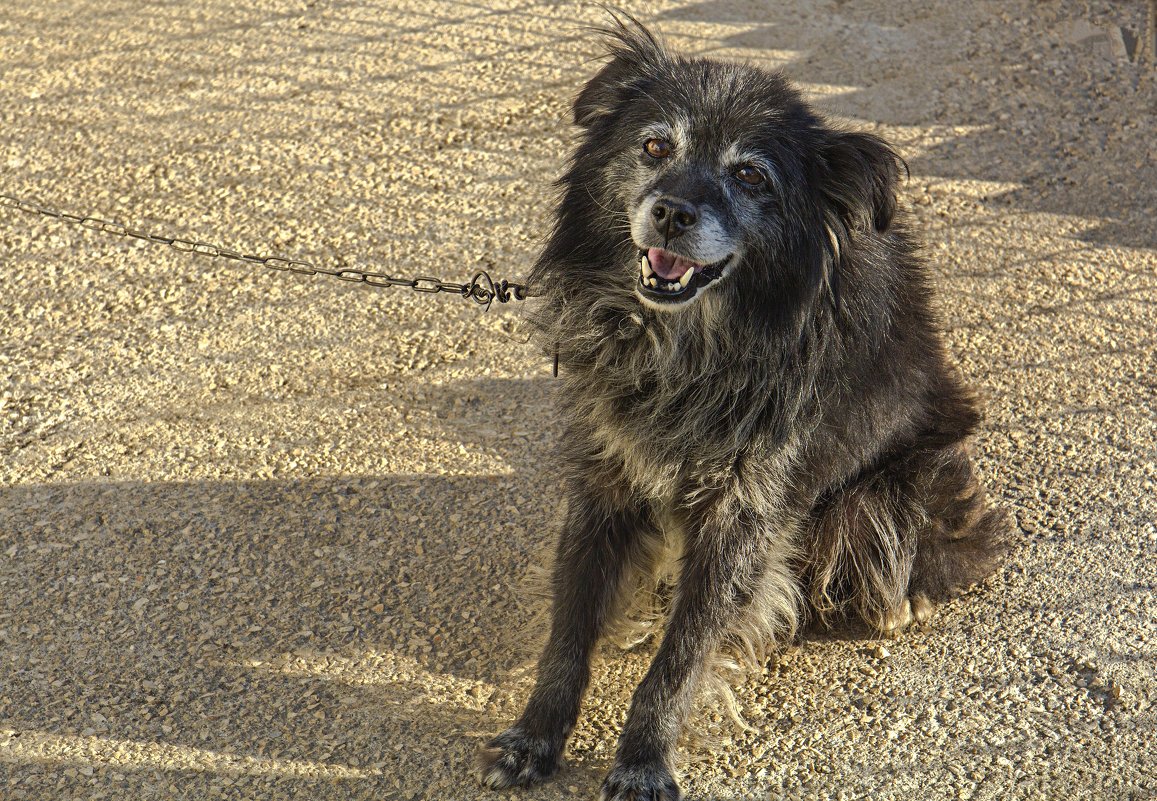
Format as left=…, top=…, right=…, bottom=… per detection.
left=0, top=193, right=532, bottom=309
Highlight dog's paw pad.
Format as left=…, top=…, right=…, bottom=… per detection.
left=877, top=594, right=933, bottom=637
left=600, top=761, right=681, bottom=801
left=476, top=726, right=561, bottom=790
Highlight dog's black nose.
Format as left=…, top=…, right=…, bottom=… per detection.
left=650, top=196, right=698, bottom=239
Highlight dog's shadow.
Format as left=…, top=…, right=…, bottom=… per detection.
left=0, top=375, right=583, bottom=797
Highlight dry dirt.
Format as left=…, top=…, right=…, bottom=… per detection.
left=1, top=1, right=1155, bottom=799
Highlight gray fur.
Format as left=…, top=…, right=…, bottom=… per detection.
left=478, top=15, right=1009, bottom=801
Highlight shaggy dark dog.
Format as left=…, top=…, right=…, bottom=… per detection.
left=479, top=18, right=1008, bottom=801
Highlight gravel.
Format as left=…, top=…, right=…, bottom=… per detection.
left=1, top=1, right=1154, bottom=799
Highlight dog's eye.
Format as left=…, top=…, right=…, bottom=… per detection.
left=734, top=165, right=765, bottom=186
left=643, top=138, right=673, bottom=159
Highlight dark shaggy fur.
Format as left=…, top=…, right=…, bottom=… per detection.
left=478, top=18, right=1008, bottom=801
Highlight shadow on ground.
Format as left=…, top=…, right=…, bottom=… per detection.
left=2, top=1, right=1154, bottom=798
left=659, top=0, right=1156, bottom=250
left=0, top=371, right=565, bottom=797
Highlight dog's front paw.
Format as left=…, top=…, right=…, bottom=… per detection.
left=477, top=726, right=563, bottom=790
left=600, top=760, right=681, bottom=801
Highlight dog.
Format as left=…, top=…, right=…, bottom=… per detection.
left=478, top=17, right=1008, bottom=801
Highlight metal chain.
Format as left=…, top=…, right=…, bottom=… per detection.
left=0, top=193, right=531, bottom=309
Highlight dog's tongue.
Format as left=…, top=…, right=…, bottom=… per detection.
left=647, top=248, right=700, bottom=281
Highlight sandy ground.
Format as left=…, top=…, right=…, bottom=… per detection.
left=1, top=1, right=1155, bottom=799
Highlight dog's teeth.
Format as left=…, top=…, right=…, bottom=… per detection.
left=640, top=255, right=654, bottom=279
left=647, top=276, right=658, bottom=288
left=678, top=267, right=694, bottom=288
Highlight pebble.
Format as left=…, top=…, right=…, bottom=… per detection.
left=0, top=2, right=1153, bottom=801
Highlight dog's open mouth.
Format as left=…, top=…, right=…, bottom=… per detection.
left=636, top=248, right=731, bottom=305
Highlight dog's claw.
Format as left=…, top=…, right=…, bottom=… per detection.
left=877, top=594, right=934, bottom=637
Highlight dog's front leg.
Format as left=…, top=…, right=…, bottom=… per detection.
left=479, top=486, right=650, bottom=790
left=601, top=502, right=792, bottom=801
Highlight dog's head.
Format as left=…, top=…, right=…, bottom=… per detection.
left=539, top=17, right=903, bottom=323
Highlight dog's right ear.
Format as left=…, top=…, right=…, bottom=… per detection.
left=573, top=56, right=639, bottom=127
left=574, top=15, right=667, bottom=127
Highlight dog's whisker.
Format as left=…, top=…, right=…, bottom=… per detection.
left=584, top=185, right=627, bottom=219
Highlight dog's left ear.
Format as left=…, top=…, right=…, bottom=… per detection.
left=821, top=131, right=903, bottom=234
left=817, top=132, right=904, bottom=312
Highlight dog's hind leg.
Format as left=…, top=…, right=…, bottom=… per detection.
left=904, top=443, right=1009, bottom=612
left=803, top=442, right=1008, bottom=635
left=478, top=485, right=654, bottom=790
left=601, top=494, right=799, bottom=801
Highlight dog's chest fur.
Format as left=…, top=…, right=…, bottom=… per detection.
left=582, top=388, right=689, bottom=503
left=558, top=307, right=805, bottom=508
